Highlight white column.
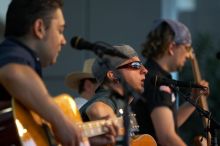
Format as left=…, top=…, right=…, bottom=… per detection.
left=161, top=0, right=178, bottom=20
left=0, top=0, right=11, bottom=23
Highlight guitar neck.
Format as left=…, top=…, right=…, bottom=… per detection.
left=80, top=117, right=123, bottom=137
left=190, top=51, right=211, bottom=146
left=190, top=52, right=209, bottom=112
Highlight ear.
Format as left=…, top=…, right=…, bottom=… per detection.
left=106, top=71, right=118, bottom=82
left=168, top=42, right=175, bottom=56
left=33, top=19, right=46, bottom=39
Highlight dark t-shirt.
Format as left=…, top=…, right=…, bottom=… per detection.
left=131, top=59, right=177, bottom=142
left=0, top=38, right=42, bottom=101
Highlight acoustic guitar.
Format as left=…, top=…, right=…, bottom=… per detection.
left=12, top=94, right=157, bottom=146
left=189, top=50, right=210, bottom=146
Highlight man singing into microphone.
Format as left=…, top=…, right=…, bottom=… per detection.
left=131, top=19, right=209, bottom=146
left=80, top=45, right=148, bottom=146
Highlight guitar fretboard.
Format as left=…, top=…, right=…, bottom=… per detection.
left=78, top=114, right=139, bottom=138
left=79, top=117, right=123, bottom=137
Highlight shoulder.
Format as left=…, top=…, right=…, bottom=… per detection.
left=0, top=39, right=38, bottom=68
left=86, top=101, right=116, bottom=120
left=0, top=63, right=39, bottom=86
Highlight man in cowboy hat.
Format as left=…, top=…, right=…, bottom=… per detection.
left=65, top=58, right=98, bottom=109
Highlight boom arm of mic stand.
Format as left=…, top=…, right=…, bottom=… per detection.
left=170, top=85, right=220, bottom=146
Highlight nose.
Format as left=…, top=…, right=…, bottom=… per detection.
left=141, top=65, right=148, bottom=75
left=185, top=46, right=192, bottom=58
left=61, top=35, right=67, bottom=46
left=186, top=51, right=191, bottom=59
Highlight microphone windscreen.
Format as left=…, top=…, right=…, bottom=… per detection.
left=70, top=36, right=81, bottom=49
left=216, top=52, right=220, bottom=59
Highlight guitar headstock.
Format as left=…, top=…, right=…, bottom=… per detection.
left=188, top=47, right=196, bottom=61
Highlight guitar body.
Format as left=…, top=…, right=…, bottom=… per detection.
left=130, top=134, right=157, bottom=146
left=12, top=94, right=83, bottom=146
left=13, top=99, right=49, bottom=146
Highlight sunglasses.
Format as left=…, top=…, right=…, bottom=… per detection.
left=185, top=46, right=192, bottom=52
left=174, top=42, right=192, bottom=52
left=116, top=61, right=143, bottom=70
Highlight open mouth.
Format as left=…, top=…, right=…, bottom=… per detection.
left=141, top=79, right=145, bottom=86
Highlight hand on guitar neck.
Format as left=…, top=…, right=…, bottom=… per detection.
left=188, top=49, right=210, bottom=99
left=194, top=136, right=208, bottom=146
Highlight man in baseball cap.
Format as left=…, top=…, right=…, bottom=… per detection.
left=80, top=44, right=148, bottom=145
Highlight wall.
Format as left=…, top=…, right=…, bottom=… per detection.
left=44, top=0, right=160, bottom=96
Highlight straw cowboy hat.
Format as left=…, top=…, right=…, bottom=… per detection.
left=65, top=58, right=95, bottom=91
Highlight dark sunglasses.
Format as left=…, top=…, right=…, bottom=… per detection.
left=174, top=42, right=192, bottom=52
left=116, top=61, right=143, bottom=70
left=185, top=46, right=192, bottom=52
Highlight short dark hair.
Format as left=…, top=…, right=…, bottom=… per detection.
left=141, top=21, right=175, bottom=59
left=4, top=0, right=63, bottom=37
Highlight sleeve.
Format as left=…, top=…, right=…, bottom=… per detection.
left=0, top=56, right=30, bottom=67
left=144, top=78, right=175, bottom=114
left=0, top=47, right=32, bottom=68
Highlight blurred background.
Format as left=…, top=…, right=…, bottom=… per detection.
left=1, top=0, right=220, bottom=145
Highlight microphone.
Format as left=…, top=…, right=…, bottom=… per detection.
left=216, top=52, right=220, bottom=59
left=71, top=36, right=128, bottom=58
left=151, top=75, right=207, bottom=89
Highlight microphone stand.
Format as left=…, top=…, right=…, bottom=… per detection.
left=112, top=72, right=141, bottom=146
left=122, top=84, right=131, bottom=146
left=120, top=78, right=140, bottom=146
left=170, top=85, right=220, bottom=146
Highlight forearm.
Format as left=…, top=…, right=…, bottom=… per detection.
left=1, top=64, right=67, bottom=126
left=151, top=107, right=188, bottom=146
left=177, top=102, right=195, bottom=127
left=28, top=96, right=66, bottom=125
